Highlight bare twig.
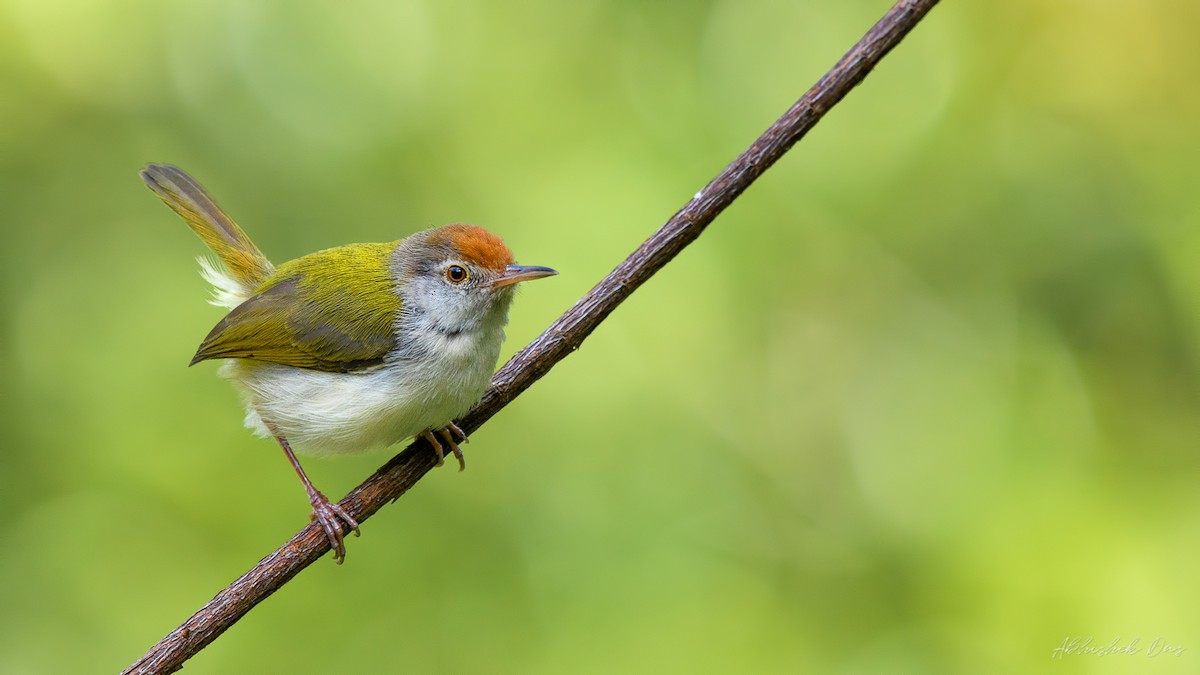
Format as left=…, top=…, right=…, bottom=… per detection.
left=123, top=1, right=940, bottom=672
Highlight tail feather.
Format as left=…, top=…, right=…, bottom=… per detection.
left=141, top=164, right=273, bottom=288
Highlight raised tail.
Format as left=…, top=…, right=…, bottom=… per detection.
left=141, top=164, right=273, bottom=288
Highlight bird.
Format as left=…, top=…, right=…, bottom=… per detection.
left=141, top=164, right=557, bottom=563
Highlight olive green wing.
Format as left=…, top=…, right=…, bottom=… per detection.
left=191, top=244, right=402, bottom=373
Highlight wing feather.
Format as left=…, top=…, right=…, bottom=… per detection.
left=191, top=243, right=401, bottom=373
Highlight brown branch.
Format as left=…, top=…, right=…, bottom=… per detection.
left=123, top=1, right=941, bottom=672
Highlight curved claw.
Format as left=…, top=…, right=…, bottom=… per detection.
left=422, top=424, right=468, bottom=471
left=309, top=494, right=361, bottom=564
left=437, top=425, right=467, bottom=471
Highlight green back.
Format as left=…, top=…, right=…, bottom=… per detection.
left=192, top=242, right=402, bottom=372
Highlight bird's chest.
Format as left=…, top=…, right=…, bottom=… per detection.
left=388, top=322, right=505, bottom=415
left=228, top=324, right=504, bottom=455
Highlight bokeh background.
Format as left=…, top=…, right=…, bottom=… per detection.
left=2, top=0, right=1198, bottom=672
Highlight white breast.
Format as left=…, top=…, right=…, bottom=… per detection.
left=222, top=324, right=503, bottom=456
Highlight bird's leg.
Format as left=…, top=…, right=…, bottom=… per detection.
left=445, top=421, right=467, bottom=444
left=439, top=423, right=467, bottom=471
left=421, top=429, right=446, bottom=467
left=270, top=432, right=360, bottom=564
left=421, top=422, right=467, bottom=471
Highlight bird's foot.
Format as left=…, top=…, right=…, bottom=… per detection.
left=306, top=488, right=360, bottom=564
left=422, top=423, right=468, bottom=471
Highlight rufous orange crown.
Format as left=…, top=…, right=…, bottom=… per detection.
left=432, top=223, right=515, bottom=272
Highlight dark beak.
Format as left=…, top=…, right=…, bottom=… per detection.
left=488, top=265, right=558, bottom=288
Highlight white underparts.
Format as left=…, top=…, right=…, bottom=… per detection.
left=198, top=260, right=505, bottom=456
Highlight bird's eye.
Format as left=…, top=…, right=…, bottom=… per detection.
left=446, top=265, right=469, bottom=284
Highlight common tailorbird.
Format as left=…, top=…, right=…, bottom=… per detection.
left=141, top=164, right=557, bottom=562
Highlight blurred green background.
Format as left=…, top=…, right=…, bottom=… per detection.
left=2, top=0, right=1198, bottom=672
